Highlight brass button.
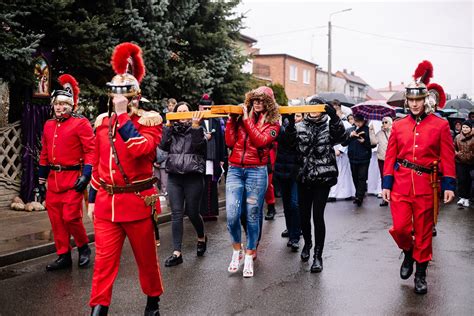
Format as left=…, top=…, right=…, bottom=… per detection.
left=55, top=135, right=58, bottom=138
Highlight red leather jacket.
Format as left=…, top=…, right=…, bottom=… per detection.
left=225, top=113, right=279, bottom=167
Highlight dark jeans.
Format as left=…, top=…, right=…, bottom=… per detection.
left=456, top=162, right=473, bottom=199
left=200, top=175, right=219, bottom=217
left=279, top=178, right=300, bottom=242
left=298, top=183, right=331, bottom=252
left=350, top=162, right=370, bottom=199
left=168, top=173, right=205, bottom=252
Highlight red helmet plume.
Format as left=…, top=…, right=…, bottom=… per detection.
left=413, top=60, right=433, bottom=85
left=111, top=42, right=145, bottom=83
left=58, top=74, right=80, bottom=107
left=427, top=83, right=446, bottom=109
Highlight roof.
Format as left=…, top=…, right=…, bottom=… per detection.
left=336, top=71, right=367, bottom=85
left=254, top=54, right=319, bottom=67
left=377, top=83, right=406, bottom=92
left=366, top=86, right=386, bottom=100
left=239, top=33, right=258, bottom=44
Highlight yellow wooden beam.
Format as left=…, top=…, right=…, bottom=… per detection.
left=165, top=104, right=326, bottom=121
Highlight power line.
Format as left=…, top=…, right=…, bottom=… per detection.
left=256, top=25, right=326, bottom=38
left=333, top=25, right=474, bottom=50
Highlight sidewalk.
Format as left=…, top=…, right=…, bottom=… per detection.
left=0, top=183, right=226, bottom=267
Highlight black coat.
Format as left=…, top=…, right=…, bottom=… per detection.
left=159, top=123, right=207, bottom=175
left=342, top=125, right=372, bottom=164
left=274, top=118, right=298, bottom=180
left=288, top=115, right=348, bottom=186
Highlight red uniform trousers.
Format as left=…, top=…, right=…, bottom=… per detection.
left=45, top=190, right=89, bottom=255
left=265, top=172, right=275, bottom=205
left=389, top=186, right=434, bottom=263
left=89, top=217, right=164, bottom=307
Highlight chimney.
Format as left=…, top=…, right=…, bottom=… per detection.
left=350, top=71, right=354, bottom=76
left=343, top=69, right=347, bottom=74
left=389, top=81, right=392, bottom=91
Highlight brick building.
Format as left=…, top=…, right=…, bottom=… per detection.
left=252, top=54, right=318, bottom=99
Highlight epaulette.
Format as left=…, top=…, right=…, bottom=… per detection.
left=94, top=113, right=109, bottom=128
left=137, top=110, right=163, bottom=126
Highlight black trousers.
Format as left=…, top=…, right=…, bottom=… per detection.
left=200, top=175, right=219, bottom=217
left=298, top=182, right=331, bottom=253
left=456, top=162, right=473, bottom=199
left=168, top=173, right=205, bottom=252
left=350, top=162, right=370, bottom=199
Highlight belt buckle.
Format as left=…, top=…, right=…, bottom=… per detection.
left=401, top=159, right=409, bottom=168
left=104, top=185, right=113, bottom=195
left=55, top=165, right=62, bottom=172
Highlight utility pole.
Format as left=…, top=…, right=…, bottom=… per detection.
left=328, top=8, right=352, bottom=92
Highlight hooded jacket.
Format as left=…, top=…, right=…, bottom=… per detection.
left=225, top=87, right=280, bottom=166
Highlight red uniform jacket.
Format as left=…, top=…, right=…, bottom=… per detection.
left=39, top=115, right=95, bottom=193
left=225, top=113, right=279, bottom=167
left=89, top=111, right=162, bottom=222
left=383, top=113, right=456, bottom=195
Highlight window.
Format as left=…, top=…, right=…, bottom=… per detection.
left=290, top=65, right=298, bottom=81
left=349, top=85, right=354, bottom=96
left=358, top=87, right=364, bottom=98
left=303, top=69, right=311, bottom=84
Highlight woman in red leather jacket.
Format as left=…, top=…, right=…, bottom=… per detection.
left=224, top=86, right=280, bottom=277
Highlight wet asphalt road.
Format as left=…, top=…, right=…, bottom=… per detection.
left=0, top=196, right=473, bottom=315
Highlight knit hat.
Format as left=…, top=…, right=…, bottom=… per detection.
left=253, top=86, right=275, bottom=100
left=462, top=120, right=472, bottom=129
left=199, top=93, right=212, bottom=106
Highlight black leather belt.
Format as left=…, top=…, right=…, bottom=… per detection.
left=396, top=159, right=432, bottom=175
left=49, top=164, right=82, bottom=171
left=100, top=177, right=157, bottom=195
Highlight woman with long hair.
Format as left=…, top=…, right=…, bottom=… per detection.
left=225, top=86, right=280, bottom=277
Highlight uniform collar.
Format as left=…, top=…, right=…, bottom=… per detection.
left=409, top=111, right=427, bottom=123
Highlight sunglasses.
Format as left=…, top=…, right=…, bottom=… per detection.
left=382, top=121, right=389, bottom=124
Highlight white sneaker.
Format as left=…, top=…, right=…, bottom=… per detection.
left=243, top=254, right=254, bottom=278
left=457, top=198, right=465, bottom=206
left=462, top=199, right=470, bottom=208
left=228, top=249, right=243, bottom=273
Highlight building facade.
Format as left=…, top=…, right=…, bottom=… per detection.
left=335, top=69, right=369, bottom=104
left=252, top=54, right=318, bottom=99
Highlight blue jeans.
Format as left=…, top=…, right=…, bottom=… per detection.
left=279, top=178, right=300, bottom=241
left=226, top=166, right=268, bottom=250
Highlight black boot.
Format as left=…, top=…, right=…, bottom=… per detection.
left=300, top=241, right=312, bottom=262
left=46, top=252, right=72, bottom=271
left=196, top=236, right=207, bottom=257
left=165, top=253, right=183, bottom=267
left=400, top=249, right=414, bottom=280
left=310, top=245, right=323, bottom=273
left=414, top=261, right=428, bottom=294
left=91, top=305, right=108, bottom=316
left=144, top=296, right=160, bottom=316
left=432, top=226, right=437, bottom=237
left=265, top=204, right=276, bottom=220
left=78, top=244, right=91, bottom=268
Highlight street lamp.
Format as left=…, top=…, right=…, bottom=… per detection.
left=328, top=8, right=352, bottom=92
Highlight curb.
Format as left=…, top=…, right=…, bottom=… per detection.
left=0, top=199, right=225, bottom=268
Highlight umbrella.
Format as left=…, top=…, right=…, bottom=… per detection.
left=314, top=92, right=356, bottom=106
left=436, top=108, right=458, bottom=117
left=387, top=91, right=405, bottom=108
left=444, top=99, right=473, bottom=110
left=351, top=100, right=396, bottom=121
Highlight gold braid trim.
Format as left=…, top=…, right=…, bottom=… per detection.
left=94, top=113, right=109, bottom=128
left=137, top=110, right=163, bottom=126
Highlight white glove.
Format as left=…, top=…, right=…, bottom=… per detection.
left=88, top=203, right=95, bottom=221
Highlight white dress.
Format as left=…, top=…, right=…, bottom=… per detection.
left=367, top=120, right=382, bottom=195
left=329, top=120, right=356, bottom=199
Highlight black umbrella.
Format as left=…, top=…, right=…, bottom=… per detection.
left=387, top=91, right=405, bottom=108
left=444, top=99, right=473, bottom=110
left=315, top=92, right=356, bottom=106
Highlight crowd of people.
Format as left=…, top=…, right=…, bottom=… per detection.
left=37, top=44, right=472, bottom=315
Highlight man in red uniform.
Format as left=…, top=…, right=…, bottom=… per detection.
left=88, top=43, right=163, bottom=316
left=382, top=60, right=455, bottom=294
left=39, top=74, right=94, bottom=271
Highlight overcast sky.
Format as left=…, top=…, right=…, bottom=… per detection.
left=235, top=0, right=473, bottom=98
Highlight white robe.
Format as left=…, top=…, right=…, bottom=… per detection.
left=367, top=120, right=382, bottom=195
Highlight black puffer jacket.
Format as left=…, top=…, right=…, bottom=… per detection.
left=159, top=123, right=207, bottom=175
left=288, top=115, right=347, bottom=186
left=274, top=117, right=298, bottom=180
